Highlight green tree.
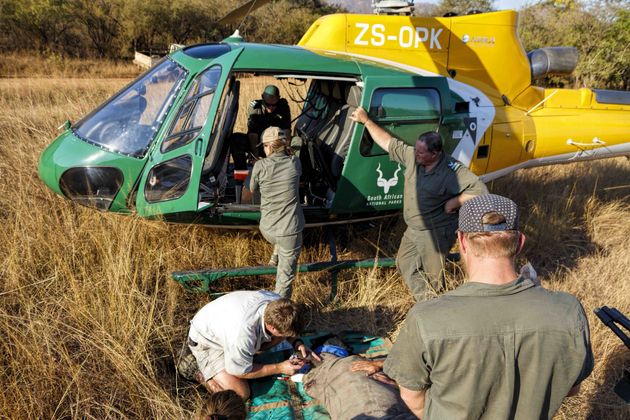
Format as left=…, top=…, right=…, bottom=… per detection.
left=0, top=0, right=75, bottom=54
left=241, top=0, right=336, bottom=44
left=519, top=1, right=629, bottom=89
left=435, top=0, right=495, bottom=16
left=71, top=0, right=124, bottom=57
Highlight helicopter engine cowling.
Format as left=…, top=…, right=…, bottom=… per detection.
left=527, top=47, right=579, bottom=80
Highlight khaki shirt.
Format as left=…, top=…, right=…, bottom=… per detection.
left=388, top=139, right=487, bottom=231
left=384, top=277, right=594, bottom=420
left=249, top=153, right=304, bottom=237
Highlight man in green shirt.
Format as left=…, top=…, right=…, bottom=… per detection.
left=383, top=194, right=594, bottom=419
left=350, top=107, right=487, bottom=301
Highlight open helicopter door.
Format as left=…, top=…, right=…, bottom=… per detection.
left=135, top=48, right=243, bottom=219
left=331, top=75, right=451, bottom=213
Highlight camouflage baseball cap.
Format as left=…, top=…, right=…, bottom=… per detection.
left=263, top=84, right=280, bottom=97
left=458, top=194, right=519, bottom=232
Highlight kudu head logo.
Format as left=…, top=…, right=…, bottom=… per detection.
left=376, top=163, right=401, bottom=194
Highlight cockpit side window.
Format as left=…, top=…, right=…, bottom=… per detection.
left=160, top=66, right=222, bottom=154
left=360, top=88, right=441, bottom=156
left=74, top=58, right=187, bottom=158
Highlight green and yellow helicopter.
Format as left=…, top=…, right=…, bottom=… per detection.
left=38, top=3, right=630, bottom=230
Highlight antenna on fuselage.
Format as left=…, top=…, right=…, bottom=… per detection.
left=372, top=0, right=415, bottom=15
left=223, top=30, right=244, bottom=43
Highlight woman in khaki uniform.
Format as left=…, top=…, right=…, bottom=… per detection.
left=248, top=126, right=304, bottom=298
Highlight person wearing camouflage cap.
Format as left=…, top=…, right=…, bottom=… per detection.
left=230, top=85, right=292, bottom=171
left=383, top=194, right=594, bottom=419
left=350, top=107, right=487, bottom=301
left=247, top=85, right=292, bottom=158
left=247, top=126, right=304, bottom=297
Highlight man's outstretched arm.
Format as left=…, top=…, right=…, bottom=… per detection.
left=444, top=193, right=478, bottom=214
left=235, top=359, right=304, bottom=379
left=351, top=359, right=384, bottom=375
left=350, top=107, right=392, bottom=152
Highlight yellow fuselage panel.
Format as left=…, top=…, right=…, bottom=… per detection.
left=299, top=11, right=530, bottom=105
left=543, top=88, right=630, bottom=111
left=531, top=109, right=630, bottom=158
left=447, top=13, right=530, bottom=104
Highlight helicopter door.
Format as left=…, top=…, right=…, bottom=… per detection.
left=332, top=75, right=451, bottom=213
left=486, top=121, right=523, bottom=173
left=135, top=48, right=243, bottom=218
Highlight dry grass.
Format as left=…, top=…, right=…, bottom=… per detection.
left=0, top=53, right=141, bottom=79
left=0, top=62, right=628, bottom=419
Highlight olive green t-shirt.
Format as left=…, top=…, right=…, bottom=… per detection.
left=388, top=139, right=487, bottom=231
left=384, top=277, right=594, bottom=420
left=249, top=153, right=304, bottom=237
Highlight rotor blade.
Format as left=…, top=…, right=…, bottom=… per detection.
left=217, top=0, right=274, bottom=25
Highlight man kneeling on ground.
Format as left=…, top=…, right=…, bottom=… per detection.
left=187, top=290, right=319, bottom=399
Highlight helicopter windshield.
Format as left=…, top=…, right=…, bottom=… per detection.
left=74, top=59, right=187, bottom=158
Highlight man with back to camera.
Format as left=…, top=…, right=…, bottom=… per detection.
left=186, top=290, right=318, bottom=400
left=381, top=194, right=594, bottom=418
left=350, top=107, right=487, bottom=301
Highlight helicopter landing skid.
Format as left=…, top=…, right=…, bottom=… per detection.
left=171, top=257, right=397, bottom=300
left=172, top=233, right=460, bottom=299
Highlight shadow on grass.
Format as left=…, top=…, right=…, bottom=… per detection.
left=585, top=343, right=630, bottom=419
left=303, top=304, right=403, bottom=338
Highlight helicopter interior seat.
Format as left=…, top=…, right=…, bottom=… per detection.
left=199, top=79, right=240, bottom=202
left=320, top=84, right=361, bottom=178
left=301, top=82, right=361, bottom=181
left=123, top=93, right=147, bottom=124
left=294, top=81, right=344, bottom=139
left=293, top=81, right=345, bottom=202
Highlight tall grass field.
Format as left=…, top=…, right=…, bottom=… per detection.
left=0, top=57, right=628, bottom=419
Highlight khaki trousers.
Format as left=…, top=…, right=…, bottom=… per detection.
left=396, top=224, right=456, bottom=301
left=261, top=230, right=302, bottom=298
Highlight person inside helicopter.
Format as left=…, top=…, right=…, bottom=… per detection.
left=230, top=84, right=292, bottom=171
